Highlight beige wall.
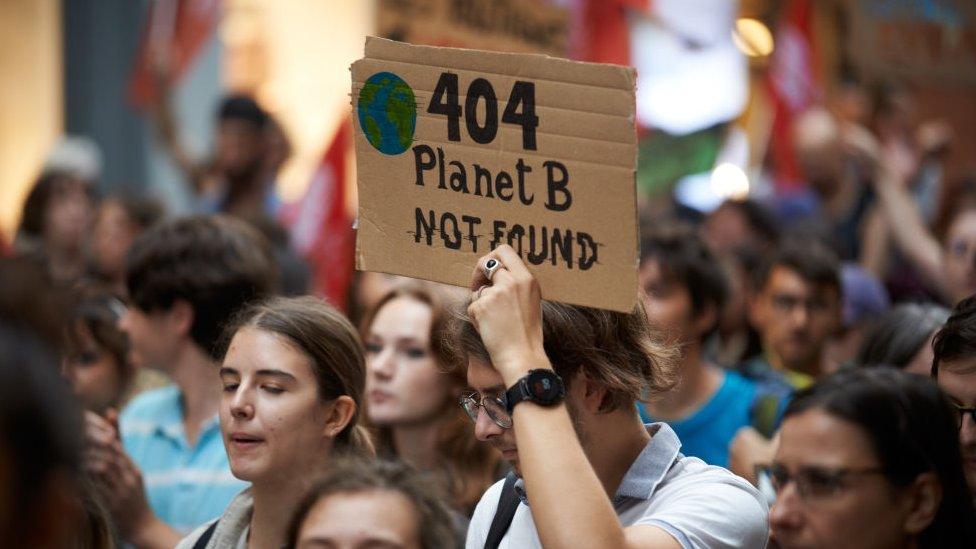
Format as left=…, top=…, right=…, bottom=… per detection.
left=0, top=0, right=62, bottom=243
left=223, top=0, right=374, bottom=204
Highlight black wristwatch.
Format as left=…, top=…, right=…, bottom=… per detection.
left=504, top=369, right=566, bottom=415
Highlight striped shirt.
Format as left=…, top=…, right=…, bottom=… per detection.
left=120, top=386, right=248, bottom=534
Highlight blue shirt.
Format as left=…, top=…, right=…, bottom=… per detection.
left=120, top=386, right=247, bottom=534
left=638, top=371, right=757, bottom=467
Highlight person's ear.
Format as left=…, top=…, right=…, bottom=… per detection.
left=575, top=372, right=609, bottom=414
left=901, top=472, right=942, bottom=535
left=322, top=395, right=357, bottom=439
left=692, top=302, right=718, bottom=338
left=169, top=299, right=195, bottom=339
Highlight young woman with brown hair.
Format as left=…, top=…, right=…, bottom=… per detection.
left=361, top=282, right=500, bottom=515
left=177, top=296, right=374, bottom=549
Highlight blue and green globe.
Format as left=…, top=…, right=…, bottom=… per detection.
left=357, top=72, right=417, bottom=155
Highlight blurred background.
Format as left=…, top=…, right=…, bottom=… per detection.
left=1, top=0, right=974, bottom=306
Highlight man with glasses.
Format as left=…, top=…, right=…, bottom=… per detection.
left=729, top=240, right=842, bottom=486
left=449, top=245, right=768, bottom=549
left=765, top=367, right=972, bottom=548
left=931, top=294, right=976, bottom=494
left=741, top=241, right=842, bottom=389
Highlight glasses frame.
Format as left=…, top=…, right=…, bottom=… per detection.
left=459, top=391, right=512, bottom=429
left=953, top=402, right=976, bottom=430
left=764, top=463, right=886, bottom=500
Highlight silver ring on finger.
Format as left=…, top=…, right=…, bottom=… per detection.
left=484, top=258, right=503, bottom=282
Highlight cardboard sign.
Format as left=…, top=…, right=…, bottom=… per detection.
left=377, top=0, right=569, bottom=56
left=351, top=37, right=638, bottom=312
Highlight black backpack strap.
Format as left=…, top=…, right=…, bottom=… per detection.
left=484, top=473, right=520, bottom=549
left=192, top=520, right=219, bottom=549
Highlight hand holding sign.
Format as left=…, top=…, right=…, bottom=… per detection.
left=467, top=245, right=549, bottom=383
left=352, top=37, right=638, bottom=311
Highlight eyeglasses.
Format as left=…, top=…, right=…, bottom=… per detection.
left=460, top=391, right=512, bottom=429
left=764, top=463, right=885, bottom=500
left=953, top=403, right=976, bottom=431
left=770, top=294, right=832, bottom=315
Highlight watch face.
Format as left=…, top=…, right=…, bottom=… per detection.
left=526, top=370, right=564, bottom=405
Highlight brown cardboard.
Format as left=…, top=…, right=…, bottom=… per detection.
left=377, top=0, right=569, bottom=57
left=352, top=37, right=638, bottom=312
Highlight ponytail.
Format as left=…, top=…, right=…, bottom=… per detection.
left=341, top=424, right=376, bottom=458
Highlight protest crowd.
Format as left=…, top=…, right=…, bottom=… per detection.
left=3, top=1, right=976, bottom=548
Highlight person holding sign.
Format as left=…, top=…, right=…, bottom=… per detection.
left=353, top=37, right=640, bottom=313
left=446, top=245, right=769, bottom=548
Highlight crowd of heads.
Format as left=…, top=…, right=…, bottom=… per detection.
left=2, top=79, right=976, bottom=549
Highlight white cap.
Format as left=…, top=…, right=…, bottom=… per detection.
left=43, top=135, right=103, bottom=181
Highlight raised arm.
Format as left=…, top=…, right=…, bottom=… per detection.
left=466, top=246, right=681, bottom=549
left=870, top=144, right=947, bottom=297
left=148, top=51, right=205, bottom=191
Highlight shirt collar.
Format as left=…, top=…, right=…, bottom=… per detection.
left=150, top=388, right=222, bottom=443
left=513, top=422, right=682, bottom=505
left=614, top=423, right=681, bottom=501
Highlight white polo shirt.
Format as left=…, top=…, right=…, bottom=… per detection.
left=465, top=423, right=769, bottom=549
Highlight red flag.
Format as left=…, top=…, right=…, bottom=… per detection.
left=128, top=0, right=221, bottom=109
left=284, top=120, right=355, bottom=311
left=764, top=0, right=821, bottom=192
left=572, top=0, right=649, bottom=64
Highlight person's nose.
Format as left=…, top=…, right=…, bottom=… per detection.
left=60, top=358, right=74, bottom=383
left=118, top=309, right=131, bottom=333
left=769, top=482, right=803, bottom=533
left=789, top=303, right=810, bottom=329
left=368, top=348, right=395, bottom=381
left=229, top=385, right=255, bottom=420
left=474, top=406, right=503, bottom=442
left=961, top=413, right=976, bottom=445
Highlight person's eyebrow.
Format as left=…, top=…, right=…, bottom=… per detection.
left=254, top=369, right=298, bottom=382
left=218, top=367, right=239, bottom=377
left=297, top=539, right=332, bottom=549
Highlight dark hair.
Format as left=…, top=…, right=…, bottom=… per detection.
left=219, top=296, right=374, bottom=456
left=713, top=198, right=781, bottom=248
left=752, top=239, right=841, bottom=295
left=856, top=303, right=949, bottom=369
left=285, top=458, right=457, bottom=549
left=784, top=368, right=976, bottom=548
left=104, top=193, right=164, bottom=231
left=64, top=283, right=133, bottom=408
left=0, top=257, right=66, bottom=350
left=439, top=300, right=678, bottom=413
left=0, top=320, right=83, bottom=547
left=125, top=215, right=275, bottom=359
left=931, top=294, right=976, bottom=376
left=361, top=282, right=500, bottom=512
left=19, top=170, right=95, bottom=239
left=218, top=94, right=268, bottom=130
left=641, top=223, right=729, bottom=337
